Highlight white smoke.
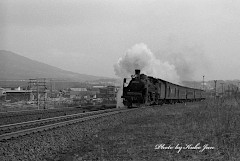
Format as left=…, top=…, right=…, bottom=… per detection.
left=114, top=43, right=180, bottom=83
left=116, top=82, right=124, bottom=108
left=159, top=36, right=210, bottom=81
left=114, top=43, right=180, bottom=108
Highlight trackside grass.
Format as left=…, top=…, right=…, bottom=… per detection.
left=55, top=97, right=240, bottom=161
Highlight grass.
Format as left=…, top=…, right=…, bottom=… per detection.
left=55, top=96, right=240, bottom=161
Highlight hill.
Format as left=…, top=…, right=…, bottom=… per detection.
left=0, top=50, right=109, bottom=81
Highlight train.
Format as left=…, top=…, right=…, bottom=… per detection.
left=122, top=69, right=206, bottom=107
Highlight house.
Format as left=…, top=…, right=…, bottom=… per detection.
left=97, top=86, right=116, bottom=99
left=70, top=88, right=87, bottom=92
left=69, top=91, right=88, bottom=99
left=0, top=87, right=4, bottom=96
left=1, top=86, right=32, bottom=102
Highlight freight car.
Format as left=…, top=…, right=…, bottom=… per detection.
left=122, top=69, right=205, bottom=107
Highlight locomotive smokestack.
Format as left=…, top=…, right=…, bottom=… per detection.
left=135, top=69, right=140, bottom=75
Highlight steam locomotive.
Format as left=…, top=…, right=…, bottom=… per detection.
left=122, top=69, right=205, bottom=107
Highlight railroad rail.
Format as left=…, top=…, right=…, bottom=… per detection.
left=0, top=104, right=116, bottom=114
left=0, top=107, right=135, bottom=141
left=0, top=104, right=116, bottom=125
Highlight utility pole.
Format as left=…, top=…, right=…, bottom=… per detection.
left=37, top=80, right=39, bottom=109
left=238, top=82, right=240, bottom=93
left=43, top=78, right=46, bottom=109
left=214, top=80, right=217, bottom=98
left=202, top=75, right=205, bottom=91
left=220, top=83, right=224, bottom=97
left=50, top=79, right=52, bottom=98
left=228, top=85, right=230, bottom=96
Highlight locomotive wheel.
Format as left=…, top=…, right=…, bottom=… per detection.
left=126, top=100, right=132, bottom=108
left=136, top=103, right=141, bottom=108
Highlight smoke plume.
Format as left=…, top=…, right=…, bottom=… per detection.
left=158, top=44, right=210, bottom=82
left=114, top=43, right=180, bottom=83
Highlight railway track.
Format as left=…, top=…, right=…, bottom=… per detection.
left=0, top=104, right=116, bottom=125
left=0, top=107, right=133, bottom=141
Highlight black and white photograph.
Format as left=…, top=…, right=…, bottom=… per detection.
left=1, top=0, right=240, bottom=160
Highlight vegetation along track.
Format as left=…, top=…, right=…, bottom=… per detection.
left=0, top=107, right=133, bottom=141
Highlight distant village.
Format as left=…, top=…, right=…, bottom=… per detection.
left=0, top=80, right=120, bottom=111
left=1, top=78, right=239, bottom=111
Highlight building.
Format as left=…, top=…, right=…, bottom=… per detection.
left=69, top=88, right=96, bottom=100
left=70, top=91, right=88, bottom=99
left=0, top=87, right=32, bottom=103
left=70, top=88, right=87, bottom=92
left=97, top=86, right=116, bottom=100
left=0, top=87, right=4, bottom=96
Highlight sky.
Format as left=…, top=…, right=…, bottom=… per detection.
left=1, top=0, right=240, bottom=81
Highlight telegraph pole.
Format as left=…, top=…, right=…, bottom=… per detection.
left=228, top=85, right=230, bottom=96
left=43, top=78, right=46, bottom=109
left=202, top=75, right=205, bottom=90
left=238, top=82, right=240, bottom=92
left=214, top=80, right=217, bottom=98
left=37, top=80, right=39, bottom=109
left=220, top=83, right=224, bottom=97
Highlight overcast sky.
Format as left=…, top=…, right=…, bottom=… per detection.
left=1, top=0, right=240, bottom=81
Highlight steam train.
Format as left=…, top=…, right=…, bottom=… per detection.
left=122, top=69, right=205, bottom=107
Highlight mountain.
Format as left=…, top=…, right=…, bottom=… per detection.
left=0, top=50, right=109, bottom=81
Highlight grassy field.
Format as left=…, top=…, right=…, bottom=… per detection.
left=55, top=97, right=240, bottom=161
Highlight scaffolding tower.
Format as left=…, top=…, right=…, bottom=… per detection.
left=28, top=78, right=47, bottom=109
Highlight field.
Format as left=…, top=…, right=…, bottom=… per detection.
left=55, top=97, right=240, bottom=161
